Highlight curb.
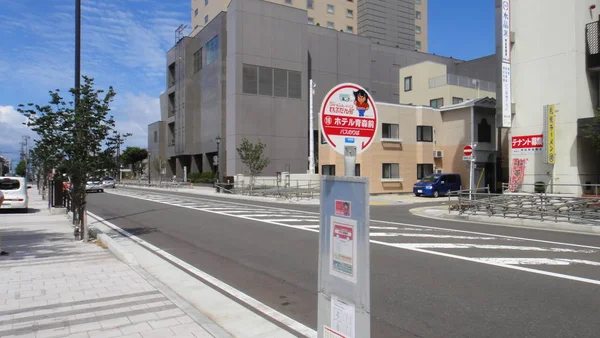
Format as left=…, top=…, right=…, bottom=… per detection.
left=409, top=207, right=600, bottom=236
left=88, top=225, right=139, bottom=266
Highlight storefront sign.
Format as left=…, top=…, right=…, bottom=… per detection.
left=543, top=105, right=556, bottom=164
left=511, top=134, right=543, bottom=155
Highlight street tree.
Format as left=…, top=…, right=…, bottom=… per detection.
left=236, top=137, right=270, bottom=189
left=20, top=76, right=125, bottom=239
left=152, top=156, right=167, bottom=179
left=121, top=146, right=148, bottom=177
left=15, top=160, right=27, bottom=176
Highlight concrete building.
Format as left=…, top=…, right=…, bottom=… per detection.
left=319, top=98, right=498, bottom=194
left=498, top=0, right=600, bottom=194
left=192, top=0, right=429, bottom=52
left=399, top=59, right=496, bottom=107
left=150, top=0, right=496, bottom=181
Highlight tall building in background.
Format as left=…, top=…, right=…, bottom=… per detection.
left=191, top=0, right=428, bottom=52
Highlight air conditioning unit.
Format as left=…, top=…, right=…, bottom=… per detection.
left=435, top=169, right=443, bottom=174
left=433, top=150, right=444, bottom=158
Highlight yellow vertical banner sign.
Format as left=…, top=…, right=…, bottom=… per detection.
left=547, top=105, right=556, bottom=164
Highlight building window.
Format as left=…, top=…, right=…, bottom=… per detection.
left=308, top=17, right=314, bottom=25
left=206, top=35, right=219, bottom=64
left=346, top=9, right=353, bottom=18
left=415, top=25, right=421, bottom=34
left=327, top=21, right=334, bottom=29
left=478, top=118, right=492, bottom=143
left=416, top=0, right=421, bottom=4
left=415, top=41, right=421, bottom=49
left=153, top=130, right=158, bottom=143
left=307, top=0, right=313, bottom=9
left=346, top=26, right=353, bottom=33
left=274, top=68, right=288, bottom=97
left=404, top=76, right=412, bottom=91
left=417, top=125, right=433, bottom=142
left=205, top=0, right=208, bottom=5
left=417, top=164, right=434, bottom=180
left=194, top=8, right=198, bottom=17
left=242, top=64, right=258, bottom=94
left=288, top=70, right=302, bottom=99
left=382, top=163, right=400, bottom=179
left=452, top=97, right=463, bottom=104
left=258, top=66, right=273, bottom=96
left=322, top=165, right=336, bottom=175
left=285, top=0, right=292, bottom=3
left=355, top=164, right=360, bottom=176
left=430, top=98, right=443, bottom=108
left=382, top=123, right=399, bottom=139
left=328, top=4, right=334, bottom=13
left=416, top=11, right=421, bottom=19
left=204, top=15, right=208, bottom=24
left=193, top=49, right=202, bottom=73
left=321, top=131, right=327, bottom=144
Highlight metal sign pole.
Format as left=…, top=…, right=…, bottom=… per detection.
left=344, top=146, right=356, bottom=177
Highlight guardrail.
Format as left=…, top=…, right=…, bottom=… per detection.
left=228, top=181, right=320, bottom=201
left=502, top=182, right=600, bottom=196
left=450, top=188, right=600, bottom=224
left=118, top=179, right=191, bottom=191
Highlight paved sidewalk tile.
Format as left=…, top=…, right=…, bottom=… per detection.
left=0, top=191, right=219, bottom=338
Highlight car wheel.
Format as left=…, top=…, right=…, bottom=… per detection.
left=414, top=193, right=421, bottom=197
left=100, top=189, right=104, bottom=193
left=433, top=190, right=439, bottom=198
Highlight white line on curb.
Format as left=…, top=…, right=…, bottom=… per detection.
left=87, top=211, right=318, bottom=338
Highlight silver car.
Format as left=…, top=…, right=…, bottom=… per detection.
left=102, top=177, right=116, bottom=188
left=86, top=179, right=104, bottom=193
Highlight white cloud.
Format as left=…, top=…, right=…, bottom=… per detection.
left=0, top=106, right=35, bottom=160
left=112, top=92, right=160, bottom=148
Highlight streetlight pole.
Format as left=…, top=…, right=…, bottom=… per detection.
left=215, top=136, right=221, bottom=183
left=148, top=153, right=151, bottom=185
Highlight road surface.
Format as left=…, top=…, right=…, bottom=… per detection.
left=87, top=188, right=600, bottom=337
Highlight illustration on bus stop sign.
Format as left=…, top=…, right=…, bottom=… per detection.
left=320, top=83, right=378, bottom=155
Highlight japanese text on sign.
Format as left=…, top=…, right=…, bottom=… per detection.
left=512, top=134, right=543, bottom=155
left=501, top=0, right=510, bottom=63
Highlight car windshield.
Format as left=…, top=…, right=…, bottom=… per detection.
left=420, top=174, right=440, bottom=183
left=102, top=177, right=113, bottom=181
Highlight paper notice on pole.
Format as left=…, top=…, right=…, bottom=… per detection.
left=330, top=216, right=358, bottom=283
left=330, top=295, right=355, bottom=338
left=324, top=326, right=346, bottom=338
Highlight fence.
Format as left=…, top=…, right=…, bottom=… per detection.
left=428, top=74, right=496, bottom=92
left=119, top=178, right=191, bottom=190
left=502, top=182, right=600, bottom=196
left=450, top=188, right=600, bottom=224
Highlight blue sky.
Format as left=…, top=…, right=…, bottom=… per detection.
left=0, top=0, right=495, bottom=167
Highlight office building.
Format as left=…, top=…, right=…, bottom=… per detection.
left=191, top=0, right=428, bottom=52
left=149, top=0, right=495, bottom=182
left=498, top=0, right=600, bottom=194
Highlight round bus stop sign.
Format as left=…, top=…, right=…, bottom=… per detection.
left=320, top=83, right=378, bottom=155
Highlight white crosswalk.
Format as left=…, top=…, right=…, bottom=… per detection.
left=104, top=189, right=600, bottom=281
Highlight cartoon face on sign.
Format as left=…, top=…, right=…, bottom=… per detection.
left=353, top=89, right=370, bottom=117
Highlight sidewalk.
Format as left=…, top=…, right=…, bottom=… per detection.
left=0, top=191, right=234, bottom=338
left=410, top=205, right=600, bottom=236
left=118, top=184, right=454, bottom=206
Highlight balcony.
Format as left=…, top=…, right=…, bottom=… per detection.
left=168, top=109, right=176, bottom=118
left=429, top=74, right=496, bottom=92
left=586, top=21, right=600, bottom=71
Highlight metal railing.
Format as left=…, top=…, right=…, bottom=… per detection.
left=428, top=74, right=496, bottom=92
left=119, top=178, right=190, bottom=191
left=230, top=181, right=320, bottom=200
left=449, top=188, right=600, bottom=224
left=501, top=182, right=600, bottom=196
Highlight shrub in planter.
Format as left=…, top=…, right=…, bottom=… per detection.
left=534, top=181, right=546, bottom=193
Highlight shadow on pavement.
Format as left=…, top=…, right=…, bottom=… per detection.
left=0, top=227, right=82, bottom=261
left=0, top=208, right=42, bottom=214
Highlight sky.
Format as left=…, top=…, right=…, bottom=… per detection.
left=0, top=0, right=495, bottom=167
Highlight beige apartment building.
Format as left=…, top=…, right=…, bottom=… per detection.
left=399, top=60, right=496, bottom=107
left=318, top=98, right=498, bottom=194
left=192, top=0, right=428, bottom=51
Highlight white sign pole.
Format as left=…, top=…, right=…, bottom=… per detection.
left=309, top=79, right=316, bottom=174
left=344, top=146, right=356, bottom=177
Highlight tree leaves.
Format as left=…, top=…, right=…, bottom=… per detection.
left=236, top=138, right=270, bottom=188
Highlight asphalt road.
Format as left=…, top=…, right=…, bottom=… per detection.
left=87, top=188, right=600, bottom=338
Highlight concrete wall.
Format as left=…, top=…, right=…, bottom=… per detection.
left=357, top=0, right=417, bottom=50
left=507, top=0, right=600, bottom=194
left=226, top=0, right=309, bottom=176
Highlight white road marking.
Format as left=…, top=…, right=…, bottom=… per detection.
left=87, top=212, right=317, bottom=338
left=392, top=234, right=497, bottom=240
left=260, top=219, right=314, bottom=222
left=369, top=233, right=401, bottom=237
left=394, top=243, right=594, bottom=253
left=295, top=225, right=320, bottom=229
left=370, top=226, right=399, bottom=230
left=474, top=258, right=600, bottom=266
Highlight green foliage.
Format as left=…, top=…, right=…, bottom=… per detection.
left=236, top=138, right=270, bottom=188
left=583, top=109, right=600, bottom=153
left=188, top=172, right=216, bottom=184
left=19, top=76, right=126, bottom=235
left=15, top=160, right=27, bottom=176
left=121, top=146, right=148, bottom=177
left=152, top=156, right=167, bottom=176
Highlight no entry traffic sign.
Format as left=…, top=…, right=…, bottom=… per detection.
left=320, top=83, right=378, bottom=155
left=463, top=145, right=473, bottom=156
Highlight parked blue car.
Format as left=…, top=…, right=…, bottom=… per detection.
left=413, top=173, right=462, bottom=198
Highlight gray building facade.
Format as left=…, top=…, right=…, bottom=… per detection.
left=357, top=0, right=416, bottom=50
left=152, top=0, right=496, bottom=179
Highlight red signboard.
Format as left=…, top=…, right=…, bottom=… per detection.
left=463, top=145, right=473, bottom=156
left=511, top=134, right=543, bottom=155
left=320, top=83, right=378, bottom=155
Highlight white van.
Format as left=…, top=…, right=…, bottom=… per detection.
left=0, top=177, right=29, bottom=211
